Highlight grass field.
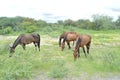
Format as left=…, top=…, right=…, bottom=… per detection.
left=0, top=29, right=120, bottom=80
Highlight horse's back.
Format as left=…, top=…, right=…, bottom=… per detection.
left=60, top=32, right=75, bottom=38
left=60, top=32, right=67, bottom=38
left=82, top=34, right=91, bottom=41
left=66, top=32, right=78, bottom=41
left=20, top=34, right=35, bottom=44
left=78, top=34, right=91, bottom=47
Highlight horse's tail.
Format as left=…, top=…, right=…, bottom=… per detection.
left=63, top=34, right=67, bottom=43
left=59, top=36, right=62, bottom=47
left=37, top=34, right=40, bottom=51
left=37, top=34, right=40, bottom=42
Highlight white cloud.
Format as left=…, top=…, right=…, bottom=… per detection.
left=0, top=0, right=120, bottom=22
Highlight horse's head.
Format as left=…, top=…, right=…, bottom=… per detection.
left=9, top=47, right=15, bottom=57
left=73, top=50, right=78, bottom=61
left=61, top=42, right=65, bottom=51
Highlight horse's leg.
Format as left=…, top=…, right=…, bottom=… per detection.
left=67, top=42, right=71, bottom=49
left=22, top=44, right=26, bottom=50
left=73, top=41, right=74, bottom=46
left=86, top=42, right=91, bottom=54
left=33, top=42, right=37, bottom=50
left=82, top=46, right=87, bottom=57
left=37, top=42, right=40, bottom=51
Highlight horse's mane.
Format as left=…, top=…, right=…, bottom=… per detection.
left=12, top=35, right=22, bottom=48
left=75, top=37, right=81, bottom=49
left=63, top=34, right=67, bottom=43
left=59, top=32, right=67, bottom=46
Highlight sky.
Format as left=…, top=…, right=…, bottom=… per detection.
left=0, top=0, right=120, bottom=23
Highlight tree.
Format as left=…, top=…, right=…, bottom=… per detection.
left=92, top=14, right=114, bottom=30
left=35, top=19, right=47, bottom=28
left=75, top=19, right=94, bottom=29
left=115, top=16, right=120, bottom=29
left=0, top=16, right=24, bottom=31
left=63, top=19, right=76, bottom=26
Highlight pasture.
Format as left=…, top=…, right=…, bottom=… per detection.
left=0, top=29, right=120, bottom=80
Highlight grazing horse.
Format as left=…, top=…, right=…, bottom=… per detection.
left=61, top=32, right=79, bottom=51
left=9, top=33, right=40, bottom=57
left=73, top=34, right=91, bottom=61
left=59, top=32, right=75, bottom=47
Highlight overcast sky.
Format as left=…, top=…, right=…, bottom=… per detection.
left=0, top=0, right=120, bottom=22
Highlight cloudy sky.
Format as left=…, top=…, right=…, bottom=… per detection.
left=0, top=0, right=120, bottom=22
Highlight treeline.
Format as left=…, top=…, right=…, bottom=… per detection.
left=0, top=14, right=120, bottom=34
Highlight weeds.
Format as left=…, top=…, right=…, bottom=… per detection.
left=49, top=59, right=68, bottom=78
left=0, top=29, right=120, bottom=79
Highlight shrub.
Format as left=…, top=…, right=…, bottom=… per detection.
left=3, top=27, right=13, bottom=34
left=24, top=26, right=38, bottom=33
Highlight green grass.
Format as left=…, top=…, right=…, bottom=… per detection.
left=0, top=29, right=120, bottom=80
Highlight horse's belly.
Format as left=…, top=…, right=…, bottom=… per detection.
left=22, top=40, right=33, bottom=44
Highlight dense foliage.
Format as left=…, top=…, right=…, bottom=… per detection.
left=0, top=14, right=120, bottom=34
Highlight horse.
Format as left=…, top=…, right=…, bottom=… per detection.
left=73, top=34, right=91, bottom=61
left=61, top=32, right=79, bottom=51
left=9, top=33, right=40, bottom=57
left=59, top=32, right=75, bottom=47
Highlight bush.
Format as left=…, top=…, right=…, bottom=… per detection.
left=3, top=27, right=13, bottom=34
left=23, top=26, right=38, bottom=33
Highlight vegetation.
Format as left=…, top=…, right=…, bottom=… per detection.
left=0, top=14, right=120, bottom=80
left=0, top=28, right=120, bottom=80
left=0, top=14, right=120, bottom=35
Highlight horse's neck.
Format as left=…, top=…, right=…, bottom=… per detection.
left=12, top=42, right=18, bottom=49
left=75, top=45, right=79, bottom=51
left=75, top=39, right=80, bottom=50
left=12, top=37, right=20, bottom=48
left=59, top=37, right=62, bottom=43
left=74, top=46, right=79, bottom=53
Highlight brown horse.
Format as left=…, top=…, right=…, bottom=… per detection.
left=61, top=32, right=79, bottom=51
left=59, top=32, right=75, bottom=47
left=9, top=33, right=40, bottom=57
left=73, top=34, right=91, bottom=61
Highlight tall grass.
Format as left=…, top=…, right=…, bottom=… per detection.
left=0, top=29, right=120, bottom=79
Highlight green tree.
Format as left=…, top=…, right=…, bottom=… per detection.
left=0, top=16, right=24, bottom=31
left=92, top=14, right=114, bottom=30
left=115, top=16, right=120, bottom=29
left=3, top=27, right=13, bottom=34
left=35, top=19, right=47, bottom=28
left=63, top=19, right=76, bottom=26
left=75, top=19, right=94, bottom=29
left=57, top=20, right=64, bottom=25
